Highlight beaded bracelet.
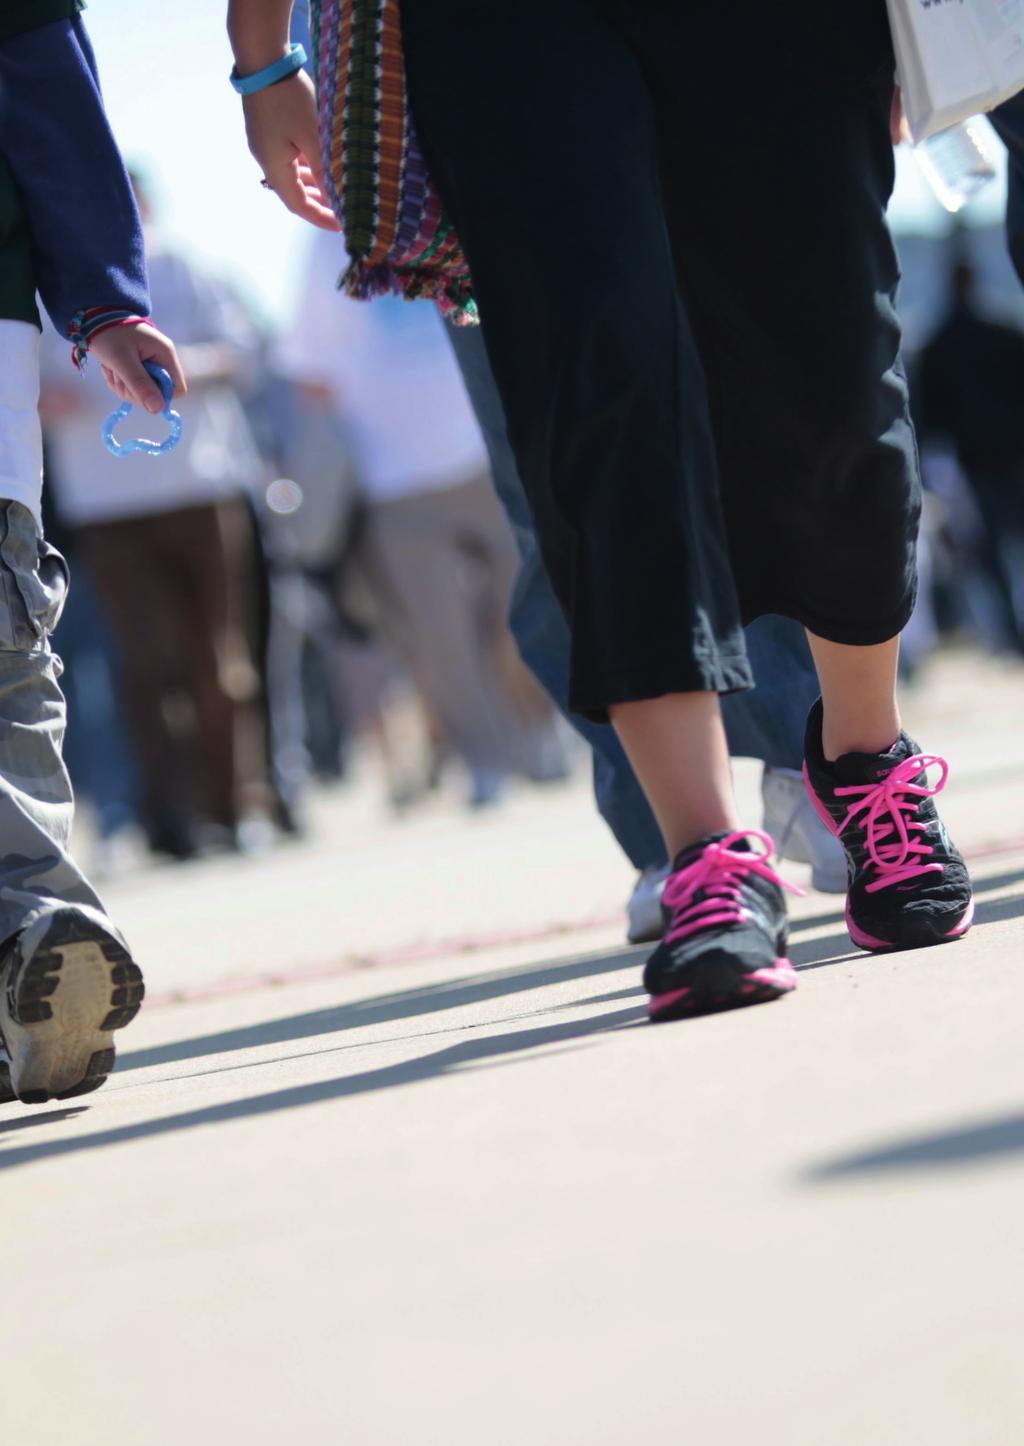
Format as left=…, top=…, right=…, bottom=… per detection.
left=230, top=43, right=307, bottom=96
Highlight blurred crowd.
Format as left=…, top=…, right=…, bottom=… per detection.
left=40, top=174, right=569, bottom=874
left=909, top=255, right=1024, bottom=669
left=38, top=175, right=1024, bottom=877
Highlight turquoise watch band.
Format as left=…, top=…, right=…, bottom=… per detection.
left=230, top=43, right=307, bottom=97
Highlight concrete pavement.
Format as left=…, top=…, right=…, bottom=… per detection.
left=1, top=650, right=1023, bottom=1445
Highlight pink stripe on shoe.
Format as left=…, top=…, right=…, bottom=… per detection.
left=648, top=958, right=797, bottom=1019
left=949, top=897, right=976, bottom=936
left=648, top=986, right=692, bottom=1019
left=746, top=958, right=798, bottom=987
left=802, top=761, right=840, bottom=836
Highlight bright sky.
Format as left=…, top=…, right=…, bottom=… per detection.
left=86, top=0, right=311, bottom=327
left=84, top=0, right=1010, bottom=331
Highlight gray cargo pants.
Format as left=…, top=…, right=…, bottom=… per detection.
left=0, top=501, right=108, bottom=944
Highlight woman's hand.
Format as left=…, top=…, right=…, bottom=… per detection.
left=242, top=70, right=340, bottom=231
left=89, top=323, right=187, bottom=412
left=890, top=85, right=911, bottom=146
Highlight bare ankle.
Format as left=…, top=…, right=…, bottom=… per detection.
left=822, top=716, right=901, bottom=763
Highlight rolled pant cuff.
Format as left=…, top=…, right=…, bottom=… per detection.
left=782, top=593, right=916, bottom=650
left=570, top=650, right=755, bottom=725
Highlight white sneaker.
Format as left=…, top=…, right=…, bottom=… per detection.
left=626, top=864, right=670, bottom=944
left=761, top=765, right=846, bottom=893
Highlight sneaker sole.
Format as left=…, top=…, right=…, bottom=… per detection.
left=846, top=896, right=975, bottom=953
left=3, top=910, right=144, bottom=1104
left=648, top=957, right=797, bottom=1023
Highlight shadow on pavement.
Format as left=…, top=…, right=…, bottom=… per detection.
left=0, top=1003, right=646, bottom=1172
left=99, top=855, right=1020, bottom=1083
left=0, top=1107, right=87, bottom=1135
left=806, top=1111, right=1024, bottom=1180
left=116, top=925, right=866, bottom=1078
left=7, top=862, right=1006, bottom=1173
left=972, top=887, right=1024, bottom=927
left=116, top=946, right=647, bottom=1074
left=5, top=882, right=1018, bottom=1170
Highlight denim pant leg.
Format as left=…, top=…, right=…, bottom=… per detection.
left=720, top=617, right=820, bottom=774
left=0, top=502, right=108, bottom=945
left=446, top=324, right=820, bottom=870
left=511, top=523, right=667, bottom=869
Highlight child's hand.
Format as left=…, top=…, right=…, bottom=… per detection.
left=88, top=322, right=187, bottom=414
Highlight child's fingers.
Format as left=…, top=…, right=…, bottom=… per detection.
left=115, top=353, right=166, bottom=414
left=142, top=336, right=187, bottom=398
left=112, top=375, right=130, bottom=402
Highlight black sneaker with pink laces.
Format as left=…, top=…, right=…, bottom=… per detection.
left=643, top=831, right=799, bottom=1023
left=802, top=700, right=974, bottom=953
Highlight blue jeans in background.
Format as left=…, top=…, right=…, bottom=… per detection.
left=448, top=322, right=822, bottom=871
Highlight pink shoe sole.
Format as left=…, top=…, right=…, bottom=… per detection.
left=846, top=896, right=975, bottom=953
left=648, top=958, right=797, bottom=1022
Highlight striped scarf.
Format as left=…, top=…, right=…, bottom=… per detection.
left=310, top=0, right=478, bottom=324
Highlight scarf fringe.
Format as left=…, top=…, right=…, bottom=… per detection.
left=340, top=257, right=480, bottom=326
left=315, top=0, right=478, bottom=322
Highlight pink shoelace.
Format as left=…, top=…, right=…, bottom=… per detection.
left=663, top=830, right=800, bottom=945
left=833, top=753, right=949, bottom=893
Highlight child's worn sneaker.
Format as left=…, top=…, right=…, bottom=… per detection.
left=761, top=765, right=847, bottom=893
left=802, top=700, right=973, bottom=953
left=626, top=863, right=670, bottom=944
left=644, top=831, right=799, bottom=1022
left=0, top=905, right=144, bottom=1104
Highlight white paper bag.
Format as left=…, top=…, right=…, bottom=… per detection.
left=887, top=0, right=1024, bottom=140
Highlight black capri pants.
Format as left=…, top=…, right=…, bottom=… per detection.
left=402, top=0, right=921, bottom=721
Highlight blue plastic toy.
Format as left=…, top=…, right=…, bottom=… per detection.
left=102, top=361, right=183, bottom=458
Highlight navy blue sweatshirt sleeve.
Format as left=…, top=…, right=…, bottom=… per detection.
left=0, top=14, right=150, bottom=338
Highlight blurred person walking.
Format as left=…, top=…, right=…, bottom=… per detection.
left=42, top=176, right=276, bottom=860
left=0, top=0, right=185, bottom=1102
left=255, top=374, right=446, bottom=816
left=231, top=0, right=975, bottom=1020
left=917, top=258, right=1024, bottom=655
left=991, top=93, right=1024, bottom=290
left=278, top=230, right=568, bottom=808
left=252, top=367, right=389, bottom=818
